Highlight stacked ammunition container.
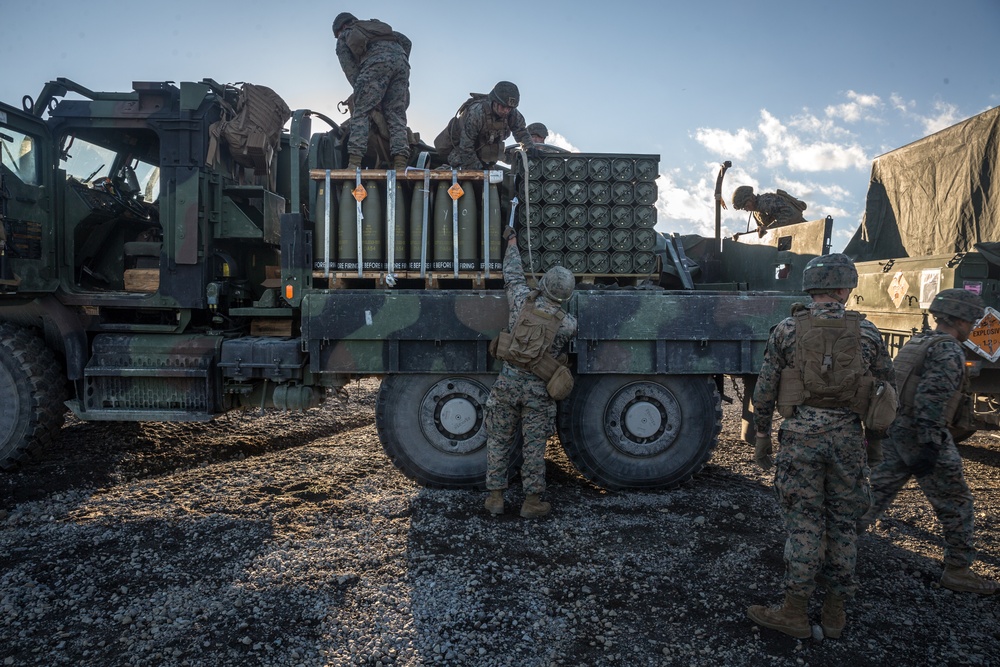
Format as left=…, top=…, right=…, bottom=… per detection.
left=514, top=153, right=660, bottom=276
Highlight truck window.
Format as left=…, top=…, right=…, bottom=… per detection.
left=0, top=128, right=39, bottom=186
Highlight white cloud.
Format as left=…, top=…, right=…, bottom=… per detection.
left=693, top=127, right=754, bottom=160
left=920, top=101, right=963, bottom=135
left=825, top=91, right=882, bottom=122
left=758, top=110, right=869, bottom=172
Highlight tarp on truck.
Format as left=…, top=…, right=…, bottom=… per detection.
left=844, top=105, right=1000, bottom=262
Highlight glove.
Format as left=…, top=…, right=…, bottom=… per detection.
left=908, top=444, right=938, bottom=477
left=525, top=145, right=541, bottom=158
left=502, top=226, right=516, bottom=240
left=754, top=434, right=773, bottom=471
left=866, top=437, right=884, bottom=467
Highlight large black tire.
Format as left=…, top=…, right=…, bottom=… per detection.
left=0, top=323, right=68, bottom=470
left=557, top=374, right=721, bottom=490
left=376, top=373, right=519, bottom=489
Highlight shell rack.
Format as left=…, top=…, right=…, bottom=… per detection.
left=514, top=153, right=660, bottom=277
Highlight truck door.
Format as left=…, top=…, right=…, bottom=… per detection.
left=0, top=102, right=58, bottom=293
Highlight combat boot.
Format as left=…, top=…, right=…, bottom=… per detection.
left=747, top=593, right=811, bottom=639
left=821, top=593, right=846, bottom=638
left=392, top=155, right=408, bottom=170
left=484, top=490, right=504, bottom=516
left=519, top=494, right=551, bottom=519
left=347, top=155, right=362, bottom=169
left=940, top=565, right=999, bottom=595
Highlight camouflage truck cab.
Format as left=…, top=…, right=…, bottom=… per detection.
left=1, top=78, right=823, bottom=488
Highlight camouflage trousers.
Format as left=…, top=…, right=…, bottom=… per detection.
left=865, top=428, right=976, bottom=568
left=774, top=423, right=870, bottom=598
left=349, top=55, right=410, bottom=159
left=484, top=367, right=556, bottom=494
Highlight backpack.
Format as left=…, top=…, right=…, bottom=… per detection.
left=207, top=83, right=291, bottom=177
left=894, top=334, right=967, bottom=427
left=777, top=310, right=865, bottom=414
left=776, top=188, right=807, bottom=212
left=489, top=293, right=575, bottom=399
left=345, top=19, right=398, bottom=60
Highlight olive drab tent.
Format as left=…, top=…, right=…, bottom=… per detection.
left=844, top=105, right=1000, bottom=262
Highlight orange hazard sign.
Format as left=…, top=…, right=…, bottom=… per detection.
left=966, top=307, right=1000, bottom=362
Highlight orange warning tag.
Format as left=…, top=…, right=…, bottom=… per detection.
left=352, top=184, right=367, bottom=202
left=448, top=183, right=464, bottom=200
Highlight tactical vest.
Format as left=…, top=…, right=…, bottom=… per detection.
left=489, top=293, right=574, bottom=399
left=775, top=188, right=807, bottom=212
left=893, top=334, right=967, bottom=424
left=345, top=19, right=398, bottom=60
left=438, top=95, right=509, bottom=164
left=776, top=309, right=866, bottom=416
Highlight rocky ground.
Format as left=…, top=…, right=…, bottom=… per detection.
left=1, top=377, right=998, bottom=667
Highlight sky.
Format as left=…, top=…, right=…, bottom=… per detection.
left=2, top=0, right=998, bottom=250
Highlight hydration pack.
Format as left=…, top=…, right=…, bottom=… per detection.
left=345, top=19, right=398, bottom=60
left=776, top=188, right=807, bottom=213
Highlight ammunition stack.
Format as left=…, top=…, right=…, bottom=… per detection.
left=514, top=153, right=660, bottom=276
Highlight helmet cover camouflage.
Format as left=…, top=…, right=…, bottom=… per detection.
left=332, top=12, right=357, bottom=34
left=539, top=266, right=575, bottom=303
left=802, top=253, right=858, bottom=291
left=929, top=288, right=985, bottom=323
left=490, top=81, right=520, bottom=108
left=732, top=185, right=755, bottom=209
left=526, top=122, right=548, bottom=139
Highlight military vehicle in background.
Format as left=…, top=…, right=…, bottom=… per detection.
left=845, top=105, right=1000, bottom=430
left=0, top=77, right=828, bottom=490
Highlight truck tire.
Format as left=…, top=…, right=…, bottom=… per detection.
left=376, top=373, right=519, bottom=489
left=0, top=323, right=68, bottom=470
left=557, top=374, right=721, bottom=490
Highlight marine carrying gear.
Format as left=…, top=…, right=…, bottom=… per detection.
left=526, top=122, right=548, bottom=139
left=929, top=288, right=985, bottom=323
left=776, top=309, right=896, bottom=430
left=489, top=293, right=574, bottom=399
left=893, top=333, right=970, bottom=428
left=802, top=253, right=858, bottom=291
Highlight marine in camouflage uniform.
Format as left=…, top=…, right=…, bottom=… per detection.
left=861, top=288, right=998, bottom=595
left=732, top=185, right=806, bottom=235
left=504, top=122, right=568, bottom=164
left=484, top=233, right=576, bottom=518
left=749, top=253, right=894, bottom=639
left=333, top=13, right=412, bottom=168
left=434, top=81, right=535, bottom=169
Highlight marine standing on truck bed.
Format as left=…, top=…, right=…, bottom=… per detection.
left=434, top=81, right=537, bottom=169
left=484, top=230, right=577, bottom=519
left=332, top=12, right=412, bottom=170
left=748, top=253, right=895, bottom=640
left=860, top=288, right=999, bottom=595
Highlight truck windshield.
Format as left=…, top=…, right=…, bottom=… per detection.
left=62, top=136, right=159, bottom=203
left=0, top=128, right=39, bottom=186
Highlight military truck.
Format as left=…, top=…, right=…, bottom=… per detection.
left=0, top=77, right=828, bottom=489
left=845, top=104, right=1000, bottom=429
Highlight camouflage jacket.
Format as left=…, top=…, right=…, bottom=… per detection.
left=753, top=192, right=806, bottom=232
left=753, top=301, right=895, bottom=434
left=336, top=26, right=411, bottom=88
left=892, top=330, right=966, bottom=447
left=444, top=98, right=533, bottom=169
left=502, top=244, right=577, bottom=378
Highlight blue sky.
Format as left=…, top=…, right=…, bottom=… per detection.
left=2, top=0, right=997, bottom=249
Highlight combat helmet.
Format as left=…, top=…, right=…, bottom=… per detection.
left=332, top=12, right=357, bottom=34
left=490, top=81, right=520, bottom=108
left=801, top=253, right=858, bottom=292
left=929, top=288, right=985, bottom=323
left=539, top=266, right=575, bottom=303
left=526, top=122, right=548, bottom=139
left=732, top=185, right=755, bottom=209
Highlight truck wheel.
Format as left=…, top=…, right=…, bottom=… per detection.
left=377, top=373, right=518, bottom=489
left=557, top=374, right=721, bottom=490
left=0, top=323, right=68, bottom=470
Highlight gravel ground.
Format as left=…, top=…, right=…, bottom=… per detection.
left=1, top=377, right=998, bottom=666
